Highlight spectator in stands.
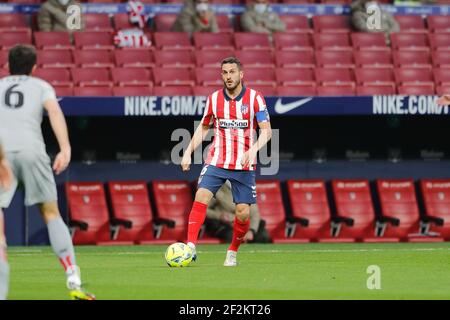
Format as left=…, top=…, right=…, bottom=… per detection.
left=171, top=0, right=218, bottom=35
left=240, top=0, right=286, bottom=36
left=437, top=95, right=450, bottom=106
left=38, top=0, right=84, bottom=32
left=205, top=182, right=271, bottom=243
left=351, top=0, right=400, bottom=44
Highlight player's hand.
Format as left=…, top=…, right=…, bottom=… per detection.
left=244, top=230, right=254, bottom=242
left=53, top=149, right=71, bottom=175
left=437, top=95, right=450, bottom=106
left=241, top=149, right=257, bottom=168
left=181, top=153, right=191, bottom=172
left=0, top=159, right=13, bottom=190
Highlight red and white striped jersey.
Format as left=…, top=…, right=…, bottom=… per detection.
left=201, top=87, right=270, bottom=171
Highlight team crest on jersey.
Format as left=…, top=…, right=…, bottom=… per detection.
left=241, top=104, right=249, bottom=115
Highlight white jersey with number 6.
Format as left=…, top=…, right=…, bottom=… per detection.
left=0, top=75, right=57, bottom=153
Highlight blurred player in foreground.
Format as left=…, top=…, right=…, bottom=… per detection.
left=0, top=45, right=94, bottom=300
left=181, top=57, right=272, bottom=266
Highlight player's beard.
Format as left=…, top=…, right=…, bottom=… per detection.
left=224, top=79, right=241, bottom=93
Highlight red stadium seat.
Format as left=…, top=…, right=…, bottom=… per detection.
left=312, top=15, right=351, bottom=33
left=432, top=51, right=450, bottom=68
left=394, top=68, right=434, bottom=86
left=392, top=51, right=432, bottom=68
left=111, top=67, right=152, bottom=86
left=317, top=85, right=355, bottom=96
left=315, top=51, right=354, bottom=68
left=356, top=85, right=396, bottom=96
left=279, top=15, right=311, bottom=33
left=428, top=33, right=450, bottom=51
left=216, top=15, right=233, bottom=33
left=84, top=13, right=113, bottom=32
left=34, top=68, right=72, bottom=85
left=195, top=67, right=222, bottom=86
left=0, top=69, right=8, bottom=78
left=0, top=30, right=32, bottom=49
left=65, top=182, right=132, bottom=245
left=276, top=68, right=315, bottom=86
left=34, top=32, right=72, bottom=50
left=153, top=50, right=194, bottom=68
left=150, top=181, right=192, bottom=242
left=71, top=67, right=111, bottom=86
left=195, top=50, right=235, bottom=67
left=37, top=49, right=74, bottom=68
left=420, top=179, right=450, bottom=240
left=244, top=68, right=276, bottom=85
left=113, top=13, right=135, bottom=30
left=286, top=180, right=332, bottom=242
left=275, top=50, right=315, bottom=68
left=153, top=86, right=193, bottom=96
left=427, top=15, right=450, bottom=33
left=277, top=85, right=317, bottom=96
left=193, top=86, right=221, bottom=96
left=153, top=32, right=193, bottom=50
left=73, top=31, right=114, bottom=49
left=351, top=33, right=390, bottom=51
left=113, top=85, right=153, bottom=96
left=53, top=84, right=74, bottom=97
left=354, top=50, right=393, bottom=68
left=107, top=181, right=171, bottom=244
left=376, top=179, right=443, bottom=242
left=73, top=49, right=114, bottom=68
left=390, top=33, right=429, bottom=51
left=315, top=67, right=354, bottom=85
left=331, top=180, right=397, bottom=242
left=313, top=33, right=352, bottom=51
left=235, top=50, right=274, bottom=68
left=354, top=68, right=395, bottom=89
left=0, top=13, right=28, bottom=31
left=193, top=32, right=234, bottom=50
left=250, top=85, right=277, bottom=96
left=394, top=15, right=426, bottom=33
left=436, top=84, right=450, bottom=95
left=154, top=14, right=178, bottom=32
left=0, top=50, right=8, bottom=68
left=73, top=86, right=113, bottom=96
left=153, top=67, right=194, bottom=86
left=273, top=33, right=313, bottom=51
left=434, top=69, right=450, bottom=85
left=256, top=180, right=307, bottom=243
left=234, top=32, right=271, bottom=50
left=397, top=84, right=435, bottom=95
left=114, top=49, right=154, bottom=68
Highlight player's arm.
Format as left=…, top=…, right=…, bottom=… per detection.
left=0, top=144, right=13, bottom=190
left=241, top=121, right=272, bottom=168
left=437, top=95, right=450, bottom=106
left=44, top=99, right=71, bottom=175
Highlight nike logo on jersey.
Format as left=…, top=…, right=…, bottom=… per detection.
left=274, top=97, right=313, bottom=114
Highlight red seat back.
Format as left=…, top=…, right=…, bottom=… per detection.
left=256, top=180, right=287, bottom=240
left=65, top=182, right=110, bottom=244
left=151, top=181, right=193, bottom=241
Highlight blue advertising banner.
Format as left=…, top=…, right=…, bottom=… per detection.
left=59, top=95, right=448, bottom=117
left=0, top=3, right=448, bottom=15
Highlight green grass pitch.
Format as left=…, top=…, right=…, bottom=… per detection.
left=7, top=243, right=450, bottom=300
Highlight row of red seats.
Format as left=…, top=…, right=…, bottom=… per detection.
left=1, top=13, right=449, bottom=34
left=65, top=179, right=450, bottom=245
left=0, top=0, right=398, bottom=4
left=1, top=48, right=448, bottom=70
left=1, top=29, right=449, bottom=51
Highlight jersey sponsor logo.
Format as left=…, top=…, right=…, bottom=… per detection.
left=274, top=97, right=313, bottom=114
left=218, top=119, right=249, bottom=129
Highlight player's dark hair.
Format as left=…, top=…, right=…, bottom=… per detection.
left=221, top=57, right=243, bottom=70
left=8, top=45, right=37, bottom=76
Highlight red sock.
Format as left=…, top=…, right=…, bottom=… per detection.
left=229, top=218, right=250, bottom=252
left=187, top=201, right=208, bottom=244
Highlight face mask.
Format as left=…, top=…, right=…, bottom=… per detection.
left=254, top=3, right=268, bottom=14
left=58, top=0, right=70, bottom=6
left=196, top=3, right=209, bottom=13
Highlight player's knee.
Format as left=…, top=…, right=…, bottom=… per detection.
left=235, top=205, right=250, bottom=222
left=39, top=203, right=61, bottom=223
left=195, top=188, right=213, bottom=204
